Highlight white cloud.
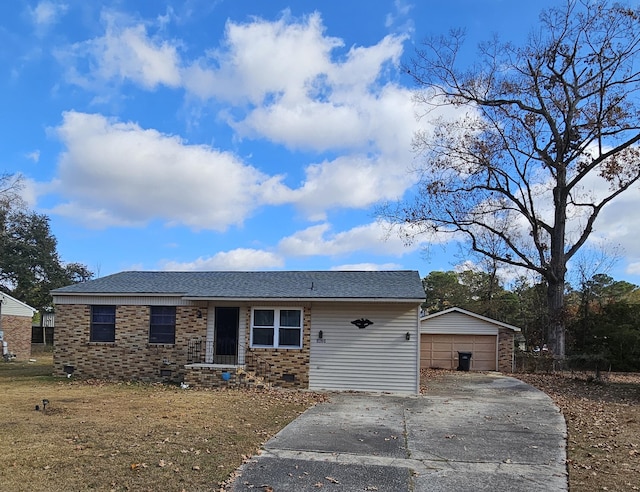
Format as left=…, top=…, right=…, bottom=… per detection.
left=589, top=190, right=640, bottom=271
left=161, top=248, right=284, bottom=271
left=626, top=262, right=640, bottom=275
left=51, top=11, right=448, bottom=222
left=29, top=1, right=68, bottom=28
left=234, top=101, right=368, bottom=152
left=183, top=11, right=342, bottom=104
left=278, top=221, right=428, bottom=257
left=225, top=30, right=409, bottom=153
left=157, top=219, right=440, bottom=273
left=385, top=0, right=415, bottom=34
left=234, top=83, right=414, bottom=154
left=19, top=178, right=39, bottom=209
left=234, top=85, right=422, bottom=219
left=50, top=111, right=291, bottom=230
left=183, top=12, right=410, bottom=152
left=25, top=150, right=40, bottom=162
left=159, top=223, right=420, bottom=272
left=282, top=154, right=412, bottom=219
left=59, top=11, right=181, bottom=90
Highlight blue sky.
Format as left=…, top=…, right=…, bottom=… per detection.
left=3, top=0, right=640, bottom=285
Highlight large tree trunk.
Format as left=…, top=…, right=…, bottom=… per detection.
left=547, top=174, right=568, bottom=358
left=546, top=278, right=566, bottom=357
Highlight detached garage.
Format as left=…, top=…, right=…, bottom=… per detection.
left=420, top=307, right=520, bottom=373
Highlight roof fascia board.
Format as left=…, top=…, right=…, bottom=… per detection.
left=182, top=296, right=425, bottom=303
left=52, top=292, right=186, bottom=297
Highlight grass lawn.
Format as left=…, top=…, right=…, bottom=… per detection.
left=0, top=354, right=324, bottom=492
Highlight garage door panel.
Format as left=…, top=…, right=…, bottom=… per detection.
left=454, top=344, right=474, bottom=352
left=421, top=334, right=497, bottom=371
left=433, top=342, right=453, bottom=351
left=421, top=335, right=453, bottom=369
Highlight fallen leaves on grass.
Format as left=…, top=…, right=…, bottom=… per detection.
left=1, top=357, right=326, bottom=492
left=516, top=372, right=640, bottom=491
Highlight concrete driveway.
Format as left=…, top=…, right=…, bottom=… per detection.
left=229, top=372, right=567, bottom=491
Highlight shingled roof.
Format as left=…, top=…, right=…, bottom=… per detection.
left=51, top=270, right=426, bottom=301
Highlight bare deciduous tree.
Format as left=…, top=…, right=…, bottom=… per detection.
left=387, top=0, right=640, bottom=356
left=0, top=173, right=24, bottom=211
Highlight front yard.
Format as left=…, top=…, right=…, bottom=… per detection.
left=0, top=354, right=324, bottom=491
left=3, top=355, right=639, bottom=491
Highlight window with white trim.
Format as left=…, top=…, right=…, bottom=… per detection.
left=251, top=308, right=302, bottom=348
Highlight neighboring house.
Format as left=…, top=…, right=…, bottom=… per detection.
left=0, top=293, right=37, bottom=360
left=420, top=307, right=521, bottom=372
left=51, top=270, right=425, bottom=394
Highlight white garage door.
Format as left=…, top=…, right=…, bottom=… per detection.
left=420, top=334, right=497, bottom=371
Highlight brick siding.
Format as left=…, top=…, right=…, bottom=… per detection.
left=53, top=303, right=313, bottom=388
left=498, top=329, right=515, bottom=372
left=242, top=306, right=311, bottom=389
left=1, top=314, right=32, bottom=360
left=53, top=304, right=207, bottom=384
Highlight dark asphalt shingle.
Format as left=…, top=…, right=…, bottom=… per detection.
left=51, top=270, right=425, bottom=300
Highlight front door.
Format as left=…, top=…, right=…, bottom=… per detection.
left=215, top=307, right=239, bottom=365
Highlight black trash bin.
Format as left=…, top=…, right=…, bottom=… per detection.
left=457, top=351, right=472, bottom=371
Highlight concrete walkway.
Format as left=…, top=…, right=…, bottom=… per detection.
left=230, top=373, right=568, bottom=491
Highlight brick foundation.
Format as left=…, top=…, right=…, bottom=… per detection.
left=184, top=365, right=241, bottom=388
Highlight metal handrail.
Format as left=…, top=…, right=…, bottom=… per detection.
left=186, top=338, right=273, bottom=383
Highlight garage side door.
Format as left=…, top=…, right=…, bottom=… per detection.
left=421, top=334, right=497, bottom=371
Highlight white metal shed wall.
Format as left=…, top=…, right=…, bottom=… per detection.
left=420, top=311, right=499, bottom=335
left=309, top=302, right=419, bottom=394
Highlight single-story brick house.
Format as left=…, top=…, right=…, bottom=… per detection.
left=51, top=270, right=425, bottom=393
left=0, top=292, right=37, bottom=360
left=420, top=307, right=520, bottom=372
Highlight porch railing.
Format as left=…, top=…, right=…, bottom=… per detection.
left=186, top=338, right=273, bottom=383
left=187, top=338, right=239, bottom=365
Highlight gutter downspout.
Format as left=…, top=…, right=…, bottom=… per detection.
left=415, top=305, right=421, bottom=394
left=0, top=295, right=5, bottom=357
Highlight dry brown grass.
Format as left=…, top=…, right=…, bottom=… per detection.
left=0, top=354, right=324, bottom=492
